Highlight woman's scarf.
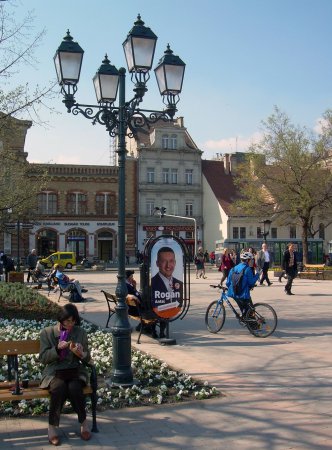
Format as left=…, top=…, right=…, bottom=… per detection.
left=59, top=328, right=70, bottom=360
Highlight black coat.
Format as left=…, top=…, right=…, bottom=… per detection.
left=282, top=249, right=298, bottom=273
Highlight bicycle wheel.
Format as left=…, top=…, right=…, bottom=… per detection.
left=205, top=300, right=226, bottom=333
left=245, top=303, right=277, bottom=338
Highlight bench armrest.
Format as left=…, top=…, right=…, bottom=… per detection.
left=82, top=360, right=98, bottom=392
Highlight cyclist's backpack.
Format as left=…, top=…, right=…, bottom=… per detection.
left=232, top=267, right=246, bottom=296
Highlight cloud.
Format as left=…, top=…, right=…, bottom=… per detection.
left=202, top=132, right=262, bottom=155
left=53, top=154, right=83, bottom=164
left=313, top=117, right=328, bottom=134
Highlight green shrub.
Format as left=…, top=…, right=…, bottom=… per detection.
left=0, top=283, right=62, bottom=320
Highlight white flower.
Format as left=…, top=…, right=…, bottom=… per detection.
left=140, top=389, right=150, bottom=395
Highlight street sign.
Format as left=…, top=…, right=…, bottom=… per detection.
left=4, top=223, right=34, bottom=229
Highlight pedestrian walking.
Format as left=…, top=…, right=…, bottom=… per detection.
left=219, top=248, right=235, bottom=286
left=282, top=242, right=298, bottom=295
left=195, top=247, right=207, bottom=279
left=256, top=243, right=273, bottom=286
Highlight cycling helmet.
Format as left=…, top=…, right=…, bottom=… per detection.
left=240, top=251, right=253, bottom=260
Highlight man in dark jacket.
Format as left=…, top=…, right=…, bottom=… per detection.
left=27, top=249, right=38, bottom=282
left=282, top=242, right=298, bottom=295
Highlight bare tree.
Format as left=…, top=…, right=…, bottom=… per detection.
left=0, top=0, right=56, bottom=126
left=234, top=107, right=332, bottom=264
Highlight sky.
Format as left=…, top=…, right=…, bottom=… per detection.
left=5, top=0, right=332, bottom=165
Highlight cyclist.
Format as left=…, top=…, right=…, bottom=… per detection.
left=226, top=251, right=260, bottom=316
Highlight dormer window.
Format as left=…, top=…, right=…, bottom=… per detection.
left=170, top=134, right=177, bottom=149
left=162, top=133, right=177, bottom=149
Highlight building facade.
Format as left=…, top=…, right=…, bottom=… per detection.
left=202, top=153, right=329, bottom=264
left=0, top=116, right=138, bottom=263
left=29, top=162, right=137, bottom=262
left=128, top=118, right=203, bottom=258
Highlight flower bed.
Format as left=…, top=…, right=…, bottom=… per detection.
left=0, top=317, right=220, bottom=417
left=0, top=283, right=62, bottom=321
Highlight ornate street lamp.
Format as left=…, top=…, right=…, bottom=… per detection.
left=155, top=44, right=185, bottom=118
left=54, top=15, right=185, bottom=386
left=261, top=219, right=272, bottom=243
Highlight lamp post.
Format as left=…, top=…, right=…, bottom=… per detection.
left=261, top=219, right=272, bottom=243
left=16, top=220, right=21, bottom=272
left=154, top=207, right=197, bottom=257
left=54, top=16, right=185, bottom=386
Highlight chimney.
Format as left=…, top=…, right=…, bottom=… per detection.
left=176, top=117, right=184, bottom=127
left=224, top=153, right=230, bottom=174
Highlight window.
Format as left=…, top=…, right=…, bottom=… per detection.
left=170, top=134, right=177, bottom=149
left=162, top=134, right=177, bottom=149
left=146, top=200, right=155, bottom=216
left=233, top=227, right=239, bottom=239
left=185, top=202, right=193, bottom=217
left=319, top=223, right=325, bottom=239
left=147, top=168, right=155, bottom=183
left=271, top=227, right=277, bottom=239
left=290, top=225, right=297, bottom=239
left=170, top=199, right=178, bottom=215
left=185, top=169, right=193, bottom=185
left=162, top=134, right=169, bottom=149
left=162, top=200, right=170, bottom=214
left=162, top=168, right=169, bottom=184
left=37, top=192, right=57, bottom=214
left=96, top=193, right=112, bottom=215
left=256, top=227, right=262, bottom=238
left=185, top=231, right=194, bottom=239
left=67, top=193, right=87, bottom=215
left=240, top=227, right=246, bottom=239
left=171, top=168, right=178, bottom=184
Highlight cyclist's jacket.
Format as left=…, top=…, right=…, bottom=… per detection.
left=226, top=262, right=259, bottom=300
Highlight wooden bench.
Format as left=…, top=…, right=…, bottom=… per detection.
left=298, top=264, right=325, bottom=280
left=101, top=290, right=158, bottom=344
left=0, top=339, right=98, bottom=432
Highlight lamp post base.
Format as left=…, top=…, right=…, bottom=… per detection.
left=105, top=378, right=139, bottom=388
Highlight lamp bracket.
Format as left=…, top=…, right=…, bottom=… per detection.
left=67, top=102, right=171, bottom=138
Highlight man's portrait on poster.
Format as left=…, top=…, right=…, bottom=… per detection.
left=150, top=240, right=184, bottom=319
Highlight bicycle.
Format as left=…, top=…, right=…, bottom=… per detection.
left=205, top=285, right=278, bottom=338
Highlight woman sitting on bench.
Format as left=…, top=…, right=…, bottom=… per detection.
left=39, top=303, right=92, bottom=445
left=55, top=265, right=87, bottom=300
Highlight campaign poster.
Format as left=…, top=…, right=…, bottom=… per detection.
left=150, top=237, right=184, bottom=319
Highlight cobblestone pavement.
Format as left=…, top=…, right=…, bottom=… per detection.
left=1, top=267, right=331, bottom=449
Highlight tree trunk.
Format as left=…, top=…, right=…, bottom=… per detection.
left=301, top=221, right=309, bottom=264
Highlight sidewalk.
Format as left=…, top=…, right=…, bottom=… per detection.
left=1, top=270, right=332, bottom=449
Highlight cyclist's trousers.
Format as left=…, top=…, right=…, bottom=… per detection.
left=234, top=298, right=253, bottom=315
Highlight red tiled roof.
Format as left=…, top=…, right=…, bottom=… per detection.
left=202, top=160, right=240, bottom=216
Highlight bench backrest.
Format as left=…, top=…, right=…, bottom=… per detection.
left=0, top=339, right=40, bottom=356
left=304, top=264, right=325, bottom=269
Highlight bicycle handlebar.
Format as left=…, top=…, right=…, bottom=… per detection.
left=209, top=284, right=228, bottom=292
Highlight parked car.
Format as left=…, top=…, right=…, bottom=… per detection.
left=40, top=252, right=76, bottom=269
